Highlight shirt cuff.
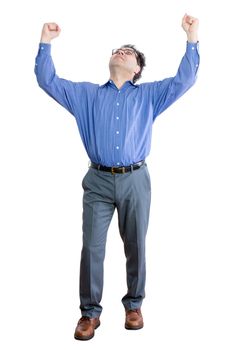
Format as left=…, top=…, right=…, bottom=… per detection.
left=186, top=41, right=199, bottom=54
left=39, top=43, right=51, bottom=54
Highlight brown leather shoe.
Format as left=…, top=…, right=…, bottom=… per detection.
left=74, top=316, right=100, bottom=340
left=125, top=308, right=144, bottom=330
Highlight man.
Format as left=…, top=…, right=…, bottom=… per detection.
left=35, top=14, right=199, bottom=341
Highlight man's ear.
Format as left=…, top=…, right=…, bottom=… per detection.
left=134, top=64, right=140, bottom=74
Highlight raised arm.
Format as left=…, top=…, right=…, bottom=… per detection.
left=151, top=14, right=200, bottom=119
left=34, top=23, right=79, bottom=116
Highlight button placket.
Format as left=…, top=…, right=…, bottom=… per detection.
left=114, top=90, right=121, bottom=164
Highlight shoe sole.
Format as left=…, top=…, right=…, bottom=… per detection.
left=74, top=322, right=100, bottom=341
left=125, top=323, right=144, bottom=330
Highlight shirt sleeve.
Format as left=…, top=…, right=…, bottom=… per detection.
left=152, top=42, right=200, bottom=120
left=34, top=43, right=83, bottom=117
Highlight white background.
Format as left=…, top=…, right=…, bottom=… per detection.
left=1, top=0, right=233, bottom=349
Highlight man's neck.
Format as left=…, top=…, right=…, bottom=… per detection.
left=109, top=73, right=133, bottom=89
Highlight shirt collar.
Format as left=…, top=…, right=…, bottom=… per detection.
left=99, top=79, right=136, bottom=89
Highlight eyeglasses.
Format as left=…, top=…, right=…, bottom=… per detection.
left=112, top=48, right=138, bottom=57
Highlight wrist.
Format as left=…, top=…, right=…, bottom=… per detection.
left=40, top=36, right=51, bottom=44
left=187, top=33, right=198, bottom=43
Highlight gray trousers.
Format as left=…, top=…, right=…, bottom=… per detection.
left=79, top=163, right=151, bottom=318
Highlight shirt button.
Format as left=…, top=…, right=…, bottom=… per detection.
left=116, top=146, right=119, bottom=150
left=116, top=131, right=119, bottom=134
left=196, top=64, right=199, bottom=67
left=118, top=91, right=121, bottom=93
left=192, top=46, right=195, bottom=50
left=116, top=117, right=119, bottom=120
left=41, top=46, right=44, bottom=50
left=116, top=102, right=119, bottom=106
left=117, top=162, right=120, bottom=165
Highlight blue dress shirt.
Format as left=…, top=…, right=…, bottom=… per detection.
left=35, top=42, right=199, bottom=166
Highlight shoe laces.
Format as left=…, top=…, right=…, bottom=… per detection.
left=128, top=308, right=140, bottom=314
left=79, top=316, right=90, bottom=323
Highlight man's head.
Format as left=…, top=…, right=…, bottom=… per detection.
left=109, top=44, right=146, bottom=84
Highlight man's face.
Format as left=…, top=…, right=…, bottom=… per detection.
left=109, top=47, right=140, bottom=77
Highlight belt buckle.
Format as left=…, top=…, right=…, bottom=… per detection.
left=111, top=166, right=125, bottom=174
left=111, top=167, right=116, bottom=175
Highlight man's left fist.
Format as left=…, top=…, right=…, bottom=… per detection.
left=182, top=14, right=199, bottom=42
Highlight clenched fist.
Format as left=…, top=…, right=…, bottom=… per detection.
left=182, top=14, right=199, bottom=43
left=40, top=23, right=61, bottom=44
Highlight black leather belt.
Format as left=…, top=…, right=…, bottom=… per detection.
left=90, top=160, right=145, bottom=174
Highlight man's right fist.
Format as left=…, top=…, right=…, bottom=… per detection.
left=40, top=23, right=61, bottom=43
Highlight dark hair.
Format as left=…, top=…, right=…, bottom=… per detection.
left=121, top=44, right=146, bottom=83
